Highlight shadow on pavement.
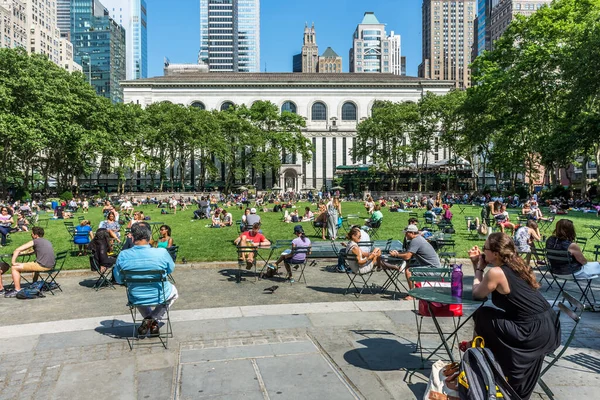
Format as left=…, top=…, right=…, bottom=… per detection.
left=95, top=319, right=133, bottom=340
left=343, top=338, right=422, bottom=371
left=563, top=352, right=600, bottom=373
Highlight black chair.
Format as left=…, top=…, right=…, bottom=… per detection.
left=538, top=291, right=584, bottom=400
left=546, top=249, right=598, bottom=308
left=122, top=269, right=173, bottom=350
left=538, top=216, right=555, bottom=233
left=312, top=220, right=325, bottom=238
left=575, top=237, right=588, bottom=253
left=89, top=254, right=115, bottom=291
left=36, top=251, right=68, bottom=295
left=367, top=220, right=382, bottom=239
left=236, top=245, right=259, bottom=283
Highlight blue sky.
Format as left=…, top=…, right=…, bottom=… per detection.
left=146, top=0, right=423, bottom=77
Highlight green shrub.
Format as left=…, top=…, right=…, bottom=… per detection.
left=60, top=191, right=74, bottom=201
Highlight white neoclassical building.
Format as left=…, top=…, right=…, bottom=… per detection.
left=121, top=73, right=455, bottom=191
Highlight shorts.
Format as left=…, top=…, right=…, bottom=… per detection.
left=18, top=262, right=52, bottom=272
left=355, top=261, right=374, bottom=274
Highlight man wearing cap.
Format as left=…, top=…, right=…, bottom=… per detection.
left=246, top=208, right=261, bottom=227
left=388, top=224, right=441, bottom=300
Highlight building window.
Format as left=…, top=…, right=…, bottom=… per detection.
left=342, top=137, right=347, bottom=165
left=311, top=101, right=327, bottom=121
left=220, top=101, right=234, bottom=111
left=190, top=101, right=205, bottom=110
left=322, top=138, right=327, bottom=188
left=281, top=101, right=297, bottom=114
left=341, top=102, right=357, bottom=121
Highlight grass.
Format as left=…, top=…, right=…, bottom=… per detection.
left=2, top=202, right=599, bottom=271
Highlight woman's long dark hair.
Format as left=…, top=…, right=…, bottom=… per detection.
left=88, top=228, right=112, bottom=253
left=552, top=219, right=575, bottom=242
left=487, top=232, right=539, bottom=289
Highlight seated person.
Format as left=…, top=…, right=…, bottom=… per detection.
left=268, top=225, right=311, bottom=282
left=113, top=223, right=177, bottom=336
left=1, top=227, right=55, bottom=297
left=387, top=224, right=441, bottom=300
left=513, top=220, right=541, bottom=261
left=337, top=225, right=371, bottom=273
left=74, top=220, right=93, bottom=256
left=0, top=206, right=15, bottom=246
left=99, top=211, right=121, bottom=241
left=494, top=204, right=515, bottom=233
left=283, top=210, right=292, bottom=223
left=468, top=233, right=560, bottom=399
left=102, top=201, right=113, bottom=216
left=313, top=204, right=328, bottom=240
left=344, top=226, right=403, bottom=275
left=233, top=222, right=271, bottom=269
left=522, top=201, right=543, bottom=220
left=221, top=210, right=233, bottom=226
left=290, top=209, right=300, bottom=223
left=88, top=228, right=116, bottom=274
left=545, top=219, right=600, bottom=277
left=15, top=213, right=29, bottom=232
left=54, top=205, right=72, bottom=219
left=364, top=196, right=375, bottom=215
left=302, top=207, right=314, bottom=221
left=211, top=209, right=223, bottom=227
left=441, top=204, right=453, bottom=222
left=152, top=225, right=173, bottom=249
left=240, top=208, right=251, bottom=231
left=364, top=204, right=383, bottom=228
left=245, top=208, right=261, bottom=227
left=423, top=207, right=437, bottom=224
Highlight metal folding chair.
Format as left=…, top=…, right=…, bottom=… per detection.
left=538, top=291, right=584, bottom=400
left=594, top=244, right=600, bottom=261
left=236, top=245, right=259, bottom=283
left=530, top=247, right=555, bottom=290
left=36, top=251, right=68, bottom=295
left=575, top=237, right=588, bottom=253
left=312, top=221, right=324, bottom=238
left=286, top=246, right=311, bottom=284
left=435, top=239, right=456, bottom=266
left=89, top=254, right=115, bottom=291
left=538, top=216, right=555, bottom=233
left=546, top=249, right=598, bottom=308
left=122, top=269, right=173, bottom=350
left=408, top=267, right=457, bottom=363
left=166, top=245, right=178, bottom=283
left=367, top=220, right=382, bottom=239
left=343, top=252, right=376, bottom=298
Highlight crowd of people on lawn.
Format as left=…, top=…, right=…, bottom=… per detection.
left=2, top=190, right=600, bottom=398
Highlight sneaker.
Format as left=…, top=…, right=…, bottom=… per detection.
left=0, top=289, right=4, bottom=295
left=267, top=264, right=277, bottom=270
left=4, top=289, right=18, bottom=298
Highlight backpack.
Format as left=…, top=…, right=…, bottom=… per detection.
left=16, top=288, right=45, bottom=300
left=458, top=337, right=522, bottom=400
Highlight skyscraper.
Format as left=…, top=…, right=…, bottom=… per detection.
left=102, top=0, right=148, bottom=79
left=199, top=0, right=260, bottom=72
left=419, top=0, right=476, bottom=88
left=71, top=0, right=126, bottom=102
left=57, top=0, right=72, bottom=39
left=293, top=23, right=318, bottom=73
left=476, top=0, right=492, bottom=56
left=489, top=0, right=551, bottom=49
left=349, top=12, right=401, bottom=74
left=0, top=0, right=80, bottom=72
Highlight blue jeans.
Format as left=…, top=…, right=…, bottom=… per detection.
left=0, top=226, right=10, bottom=245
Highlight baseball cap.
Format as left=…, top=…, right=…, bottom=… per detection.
left=293, top=225, right=304, bottom=234
left=404, top=224, right=419, bottom=233
left=250, top=208, right=257, bottom=213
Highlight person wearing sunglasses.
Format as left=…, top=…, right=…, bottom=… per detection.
left=468, top=233, right=560, bottom=399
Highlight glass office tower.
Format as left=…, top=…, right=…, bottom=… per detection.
left=102, top=0, right=148, bottom=79
left=71, top=0, right=126, bottom=102
left=199, top=0, right=260, bottom=72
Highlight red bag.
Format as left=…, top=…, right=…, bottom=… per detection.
left=416, top=282, right=463, bottom=317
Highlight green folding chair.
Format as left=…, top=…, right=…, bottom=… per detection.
left=538, top=291, right=584, bottom=400
left=36, top=251, right=68, bottom=295
left=122, top=269, right=173, bottom=350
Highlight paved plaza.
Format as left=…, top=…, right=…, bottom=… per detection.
left=1, top=263, right=600, bottom=400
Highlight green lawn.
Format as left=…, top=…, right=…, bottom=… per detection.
left=2, top=202, right=599, bottom=270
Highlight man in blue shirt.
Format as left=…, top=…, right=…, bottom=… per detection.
left=113, top=222, right=177, bottom=336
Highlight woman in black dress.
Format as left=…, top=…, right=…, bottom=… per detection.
left=468, top=232, right=561, bottom=399
left=88, top=228, right=116, bottom=274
